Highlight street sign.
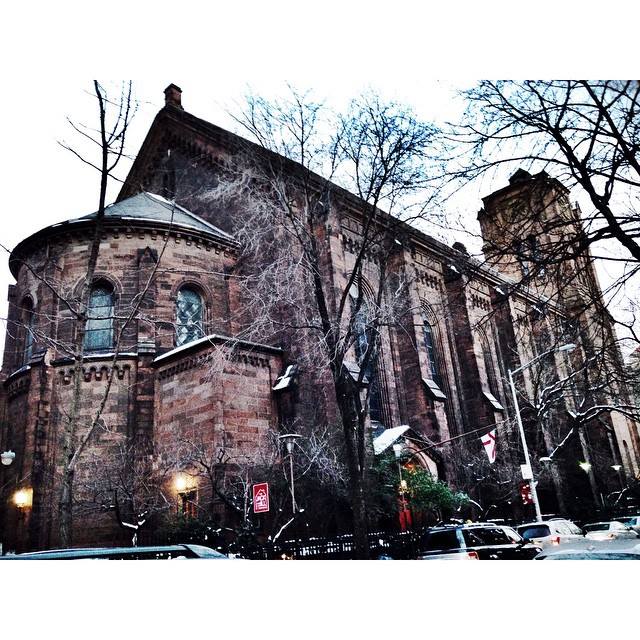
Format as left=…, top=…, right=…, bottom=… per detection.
left=252, top=482, right=270, bottom=513
left=520, top=464, right=533, bottom=480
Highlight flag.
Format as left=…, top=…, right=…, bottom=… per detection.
left=481, top=429, right=497, bottom=464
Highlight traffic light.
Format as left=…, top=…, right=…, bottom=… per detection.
left=519, top=481, right=533, bottom=505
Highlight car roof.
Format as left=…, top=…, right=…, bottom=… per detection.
left=537, top=539, right=640, bottom=558
left=3, top=544, right=227, bottom=559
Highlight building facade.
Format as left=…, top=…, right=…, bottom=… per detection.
left=1, top=85, right=638, bottom=552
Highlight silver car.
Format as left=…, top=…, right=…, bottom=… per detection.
left=583, top=521, right=640, bottom=541
left=516, top=519, right=584, bottom=549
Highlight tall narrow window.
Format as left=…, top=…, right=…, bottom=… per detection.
left=423, top=320, right=443, bottom=389
left=479, top=331, right=504, bottom=412
left=22, top=298, right=35, bottom=365
left=176, top=287, right=204, bottom=346
left=350, top=292, right=384, bottom=424
left=84, top=285, right=114, bottom=351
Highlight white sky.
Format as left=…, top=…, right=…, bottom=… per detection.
left=3, top=0, right=640, bottom=633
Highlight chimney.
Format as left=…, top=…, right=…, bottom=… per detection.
left=164, top=84, right=183, bottom=110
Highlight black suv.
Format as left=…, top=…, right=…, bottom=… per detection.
left=416, top=523, right=542, bottom=560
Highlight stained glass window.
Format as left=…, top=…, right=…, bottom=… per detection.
left=176, top=287, right=204, bottom=346
left=84, top=285, right=114, bottom=351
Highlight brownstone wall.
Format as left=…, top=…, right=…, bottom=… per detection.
left=154, top=342, right=281, bottom=518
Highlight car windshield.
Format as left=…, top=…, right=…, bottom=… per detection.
left=584, top=524, right=610, bottom=532
left=518, top=525, right=550, bottom=539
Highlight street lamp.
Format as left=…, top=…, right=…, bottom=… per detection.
left=279, top=433, right=303, bottom=515
left=508, top=343, right=576, bottom=523
left=1, top=451, right=15, bottom=466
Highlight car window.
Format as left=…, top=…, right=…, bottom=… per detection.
left=584, top=524, right=609, bottom=532
left=568, top=523, right=583, bottom=535
left=517, top=525, right=550, bottom=539
left=463, top=527, right=510, bottom=546
left=423, top=530, right=460, bottom=551
left=502, top=527, right=523, bottom=543
left=610, top=522, right=625, bottom=530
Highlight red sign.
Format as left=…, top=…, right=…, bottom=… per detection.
left=519, top=481, right=533, bottom=505
left=252, top=482, right=270, bottom=513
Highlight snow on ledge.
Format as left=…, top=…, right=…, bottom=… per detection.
left=153, top=334, right=282, bottom=364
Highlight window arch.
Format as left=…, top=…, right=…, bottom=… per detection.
left=21, top=297, right=35, bottom=365
left=176, top=287, right=205, bottom=346
left=84, top=284, right=115, bottom=351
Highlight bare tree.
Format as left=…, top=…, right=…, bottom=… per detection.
left=200, top=89, right=439, bottom=557
left=76, top=441, right=179, bottom=546
left=448, top=81, right=640, bottom=348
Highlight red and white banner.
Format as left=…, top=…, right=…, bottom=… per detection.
left=481, top=429, right=497, bottom=464
left=252, top=482, right=270, bottom=513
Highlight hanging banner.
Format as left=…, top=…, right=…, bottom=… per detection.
left=481, top=429, right=497, bottom=464
left=252, top=482, right=270, bottom=513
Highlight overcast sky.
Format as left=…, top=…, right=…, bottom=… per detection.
left=1, top=2, right=638, bottom=358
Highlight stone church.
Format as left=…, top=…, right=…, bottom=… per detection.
left=1, top=85, right=638, bottom=552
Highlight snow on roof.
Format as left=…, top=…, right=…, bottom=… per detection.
left=153, top=333, right=282, bottom=364
left=373, top=425, right=410, bottom=455
left=70, top=192, right=236, bottom=243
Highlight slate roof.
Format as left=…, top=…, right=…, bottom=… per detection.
left=68, top=192, right=235, bottom=242
left=10, top=192, right=236, bottom=278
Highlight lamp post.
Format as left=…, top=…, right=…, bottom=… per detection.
left=279, top=434, right=303, bottom=515
left=508, top=343, right=576, bottom=523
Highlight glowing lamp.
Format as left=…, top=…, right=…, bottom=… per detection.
left=13, top=487, right=33, bottom=509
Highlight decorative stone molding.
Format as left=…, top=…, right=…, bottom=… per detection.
left=415, top=268, right=441, bottom=290
left=470, top=293, right=492, bottom=312
left=57, top=363, right=131, bottom=385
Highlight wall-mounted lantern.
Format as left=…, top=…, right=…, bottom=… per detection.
left=13, top=487, right=33, bottom=510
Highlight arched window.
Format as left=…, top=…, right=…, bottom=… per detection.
left=22, top=298, right=35, bottom=365
left=176, top=287, right=204, bottom=346
left=84, top=284, right=114, bottom=351
left=422, top=320, right=443, bottom=390
left=477, top=329, right=504, bottom=412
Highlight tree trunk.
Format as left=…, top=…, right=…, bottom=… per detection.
left=335, top=373, right=370, bottom=559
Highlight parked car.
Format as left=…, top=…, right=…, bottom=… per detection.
left=535, top=538, right=640, bottom=560
left=416, top=523, right=541, bottom=560
left=516, top=519, right=584, bottom=548
left=0, top=544, right=229, bottom=560
left=615, top=515, right=640, bottom=532
left=583, top=521, right=640, bottom=541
